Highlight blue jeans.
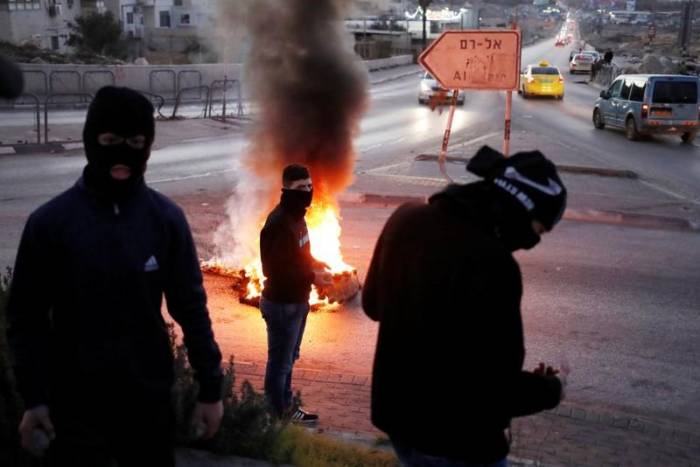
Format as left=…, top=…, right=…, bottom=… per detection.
left=260, top=297, right=309, bottom=416
left=391, top=437, right=508, bottom=467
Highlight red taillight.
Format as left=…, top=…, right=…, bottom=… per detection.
left=641, top=103, right=649, bottom=119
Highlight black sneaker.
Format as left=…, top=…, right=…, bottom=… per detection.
left=288, top=408, right=319, bottom=425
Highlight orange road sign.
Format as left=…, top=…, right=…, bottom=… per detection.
left=419, top=29, right=521, bottom=91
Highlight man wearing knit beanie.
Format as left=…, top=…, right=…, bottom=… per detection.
left=7, top=86, right=224, bottom=465
left=363, top=145, right=569, bottom=466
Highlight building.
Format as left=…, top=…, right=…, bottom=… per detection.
left=109, top=0, right=218, bottom=53
left=0, top=0, right=87, bottom=52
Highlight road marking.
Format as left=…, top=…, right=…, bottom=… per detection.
left=453, top=131, right=501, bottom=147
left=638, top=178, right=700, bottom=206
left=150, top=167, right=239, bottom=184
left=0, top=147, right=16, bottom=155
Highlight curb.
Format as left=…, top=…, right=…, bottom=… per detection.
left=414, top=154, right=638, bottom=179
left=338, top=192, right=699, bottom=232
left=0, top=142, right=82, bottom=155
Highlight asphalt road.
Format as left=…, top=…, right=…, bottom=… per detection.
left=0, top=37, right=699, bottom=427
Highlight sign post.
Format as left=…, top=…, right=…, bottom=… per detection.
left=419, top=29, right=521, bottom=179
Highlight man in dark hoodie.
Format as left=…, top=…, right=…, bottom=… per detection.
left=7, top=86, right=223, bottom=466
left=363, top=146, right=569, bottom=466
left=259, top=164, right=332, bottom=424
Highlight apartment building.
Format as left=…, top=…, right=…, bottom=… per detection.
left=0, top=0, right=91, bottom=52
left=112, top=0, right=217, bottom=52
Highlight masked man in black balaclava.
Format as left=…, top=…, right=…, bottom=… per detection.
left=363, top=146, right=569, bottom=467
left=7, top=86, right=224, bottom=466
left=259, top=164, right=332, bottom=424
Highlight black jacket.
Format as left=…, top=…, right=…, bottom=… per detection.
left=362, top=183, right=561, bottom=463
left=260, top=203, right=316, bottom=303
left=7, top=178, right=223, bottom=408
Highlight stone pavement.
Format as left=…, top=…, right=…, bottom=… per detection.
left=176, top=359, right=698, bottom=467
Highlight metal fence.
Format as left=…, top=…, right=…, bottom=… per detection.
left=2, top=68, right=247, bottom=147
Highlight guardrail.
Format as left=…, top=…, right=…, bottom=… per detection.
left=22, top=70, right=48, bottom=96
left=43, top=93, right=92, bottom=143
left=0, top=93, right=42, bottom=144
left=136, top=90, right=167, bottom=120
left=83, top=70, right=116, bottom=95
left=49, top=70, right=82, bottom=94
left=149, top=69, right=177, bottom=100
left=170, top=85, right=211, bottom=120
left=208, top=78, right=244, bottom=121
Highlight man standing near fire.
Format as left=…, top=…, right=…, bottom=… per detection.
left=7, top=86, right=223, bottom=465
left=260, top=164, right=332, bottom=424
left=363, top=146, right=570, bottom=466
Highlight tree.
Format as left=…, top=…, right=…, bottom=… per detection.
left=67, top=11, right=123, bottom=57
left=419, top=0, right=433, bottom=51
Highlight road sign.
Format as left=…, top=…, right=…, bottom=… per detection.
left=419, top=29, right=521, bottom=91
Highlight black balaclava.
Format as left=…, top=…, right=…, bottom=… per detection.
left=82, top=86, right=155, bottom=201
left=280, top=164, right=313, bottom=220
left=466, top=145, right=567, bottom=251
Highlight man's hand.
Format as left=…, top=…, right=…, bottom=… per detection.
left=191, top=401, right=223, bottom=440
left=534, top=361, right=569, bottom=401
left=19, top=405, right=55, bottom=454
left=313, top=270, right=333, bottom=287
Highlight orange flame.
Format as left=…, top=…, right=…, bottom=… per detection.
left=231, top=200, right=350, bottom=307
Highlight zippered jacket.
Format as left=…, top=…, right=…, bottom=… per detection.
left=7, top=177, right=223, bottom=408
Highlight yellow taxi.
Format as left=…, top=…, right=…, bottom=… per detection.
left=519, top=61, right=565, bottom=100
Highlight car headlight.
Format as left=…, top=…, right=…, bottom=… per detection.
left=420, top=82, right=431, bottom=92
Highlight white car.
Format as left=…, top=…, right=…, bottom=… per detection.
left=570, top=53, right=594, bottom=73
left=418, top=72, right=465, bottom=105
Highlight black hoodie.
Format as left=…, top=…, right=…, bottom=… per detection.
left=362, top=182, right=562, bottom=463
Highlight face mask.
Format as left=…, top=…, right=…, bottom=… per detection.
left=281, top=188, right=313, bottom=215
left=495, top=219, right=541, bottom=251
left=84, top=138, right=150, bottom=199
left=491, top=189, right=541, bottom=251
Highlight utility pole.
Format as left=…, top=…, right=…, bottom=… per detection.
left=419, top=0, right=432, bottom=51
left=678, top=0, right=694, bottom=55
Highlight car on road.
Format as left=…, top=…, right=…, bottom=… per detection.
left=592, top=74, right=700, bottom=143
left=519, top=61, right=565, bottom=100
left=418, top=72, right=464, bottom=106
left=569, top=53, right=594, bottom=73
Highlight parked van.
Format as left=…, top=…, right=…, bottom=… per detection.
left=592, top=74, right=700, bottom=143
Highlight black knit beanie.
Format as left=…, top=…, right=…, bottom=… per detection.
left=467, top=145, right=567, bottom=231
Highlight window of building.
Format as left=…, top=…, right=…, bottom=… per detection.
left=127, top=12, right=134, bottom=24
left=180, top=14, right=190, bottom=25
left=159, top=10, right=171, bottom=28
left=7, top=0, right=41, bottom=11
left=51, top=36, right=59, bottom=50
left=174, top=0, right=183, bottom=5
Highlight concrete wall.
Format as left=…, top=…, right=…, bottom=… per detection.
left=17, top=55, right=413, bottom=97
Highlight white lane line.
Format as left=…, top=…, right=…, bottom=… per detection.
left=149, top=167, right=239, bottom=184
left=0, top=147, right=16, bottom=155
left=452, top=131, right=501, bottom=147
left=638, top=178, right=700, bottom=206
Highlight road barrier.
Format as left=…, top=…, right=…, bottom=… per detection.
left=171, top=85, right=210, bottom=120
left=0, top=93, right=42, bottom=144
left=49, top=70, right=82, bottom=94
left=208, top=78, right=244, bottom=120
left=82, top=70, right=116, bottom=95
left=43, top=93, right=92, bottom=143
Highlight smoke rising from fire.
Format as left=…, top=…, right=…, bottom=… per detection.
left=246, top=0, right=368, bottom=199
left=212, top=0, right=368, bottom=265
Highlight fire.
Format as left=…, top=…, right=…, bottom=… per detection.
left=202, top=200, right=360, bottom=310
